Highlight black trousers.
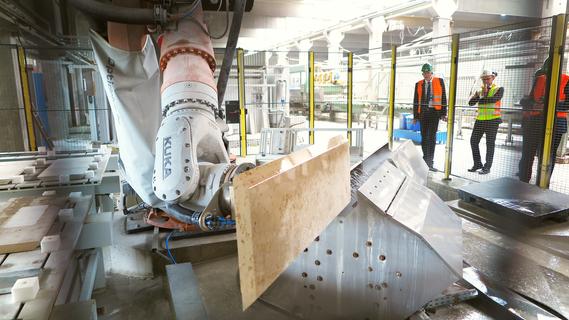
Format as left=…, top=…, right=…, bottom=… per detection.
left=420, top=110, right=440, bottom=168
left=470, top=118, right=501, bottom=169
left=519, top=117, right=567, bottom=182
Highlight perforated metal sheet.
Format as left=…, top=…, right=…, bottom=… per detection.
left=260, top=145, right=462, bottom=319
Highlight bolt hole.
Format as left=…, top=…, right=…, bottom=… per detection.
left=339, top=220, right=343, bottom=224
left=301, top=272, right=308, bottom=278
left=317, top=276, right=323, bottom=281
left=368, top=266, right=373, bottom=272
left=309, top=284, right=316, bottom=290
left=382, top=282, right=388, bottom=288
left=304, top=248, right=308, bottom=252
left=396, top=271, right=402, bottom=278
left=353, top=252, right=359, bottom=258
left=375, top=284, right=381, bottom=290
left=373, top=185, right=377, bottom=189
left=366, top=241, right=372, bottom=247
left=176, top=190, right=180, bottom=195
left=162, top=194, right=166, bottom=199
left=315, top=236, right=320, bottom=242
left=368, top=283, right=373, bottom=289
left=379, top=255, right=386, bottom=261
left=315, top=260, right=321, bottom=266
left=326, top=249, right=332, bottom=255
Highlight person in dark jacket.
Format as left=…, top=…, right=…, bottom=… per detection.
left=519, top=58, right=569, bottom=183
left=412, top=63, right=447, bottom=172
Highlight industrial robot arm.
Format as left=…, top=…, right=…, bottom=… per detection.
left=152, top=3, right=253, bottom=229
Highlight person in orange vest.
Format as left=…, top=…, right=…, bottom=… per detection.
left=519, top=58, right=569, bottom=182
left=412, top=63, right=447, bottom=172
left=467, top=70, right=504, bottom=175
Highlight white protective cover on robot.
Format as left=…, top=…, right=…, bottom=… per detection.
left=90, top=30, right=163, bottom=207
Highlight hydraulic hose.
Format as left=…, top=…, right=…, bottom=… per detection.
left=216, top=0, right=247, bottom=108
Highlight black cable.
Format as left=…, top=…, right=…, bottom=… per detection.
left=209, top=0, right=230, bottom=40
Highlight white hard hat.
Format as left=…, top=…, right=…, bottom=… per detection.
left=480, top=69, right=497, bottom=78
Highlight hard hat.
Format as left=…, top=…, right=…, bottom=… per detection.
left=480, top=69, right=497, bottom=78
left=421, top=63, right=433, bottom=72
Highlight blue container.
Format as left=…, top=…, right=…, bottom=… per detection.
left=406, top=117, right=421, bottom=131
left=399, top=113, right=411, bottom=130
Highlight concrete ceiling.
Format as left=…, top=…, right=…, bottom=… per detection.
left=205, top=0, right=552, bottom=51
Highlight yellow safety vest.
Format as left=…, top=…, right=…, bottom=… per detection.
left=477, top=84, right=502, bottom=121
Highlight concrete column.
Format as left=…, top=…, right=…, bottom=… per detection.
left=542, top=0, right=567, bottom=17
left=366, top=16, right=387, bottom=102
left=431, top=0, right=457, bottom=69
left=297, top=39, right=312, bottom=67
left=367, top=16, right=386, bottom=62
left=275, top=47, right=288, bottom=66
left=326, top=30, right=344, bottom=67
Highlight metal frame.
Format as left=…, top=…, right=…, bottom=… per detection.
left=309, top=51, right=315, bottom=144
left=444, top=34, right=460, bottom=180
left=388, top=45, right=397, bottom=150
left=237, top=48, right=247, bottom=157
left=539, top=14, right=567, bottom=188
left=17, top=46, right=36, bottom=151
left=347, top=52, right=354, bottom=144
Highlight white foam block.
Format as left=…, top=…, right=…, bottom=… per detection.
left=37, top=146, right=46, bottom=153
left=11, top=277, right=40, bottom=303
left=58, top=208, right=74, bottom=222
left=42, top=190, right=56, bottom=196
left=11, top=176, right=24, bottom=184
left=84, top=170, right=95, bottom=179
left=36, top=158, right=47, bottom=166
left=89, top=162, right=99, bottom=170
left=94, top=155, right=102, bottom=163
left=40, top=235, right=61, bottom=253
left=23, top=166, right=36, bottom=175
left=58, top=175, right=70, bottom=184
left=69, top=191, right=82, bottom=199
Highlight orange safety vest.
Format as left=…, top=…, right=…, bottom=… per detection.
left=533, top=74, right=569, bottom=118
left=416, top=77, right=443, bottom=114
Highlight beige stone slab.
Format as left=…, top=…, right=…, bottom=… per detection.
left=233, top=135, right=350, bottom=310
left=0, top=197, right=68, bottom=254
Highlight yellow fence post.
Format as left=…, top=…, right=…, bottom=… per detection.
left=309, top=51, right=315, bottom=144
left=444, top=34, right=460, bottom=180
left=237, top=48, right=247, bottom=157
left=539, top=14, right=566, bottom=188
left=347, top=52, right=353, bottom=144
left=17, top=46, right=36, bottom=151
left=387, top=45, right=397, bottom=150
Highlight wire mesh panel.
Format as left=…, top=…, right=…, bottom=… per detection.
left=237, top=49, right=311, bottom=157
left=452, top=18, right=552, bottom=183
left=354, top=47, right=391, bottom=157
left=393, top=35, right=453, bottom=171
left=26, top=47, right=111, bottom=151
left=0, top=44, right=113, bottom=152
left=0, top=44, right=27, bottom=152
left=548, top=16, right=569, bottom=195
left=312, top=50, right=349, bottom=145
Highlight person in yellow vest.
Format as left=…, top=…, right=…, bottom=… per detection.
left=412, top=63, right=447, bottom=172
left=519, top=58, right=569, bottom=182
left=467, top=70, right=503, bottom=175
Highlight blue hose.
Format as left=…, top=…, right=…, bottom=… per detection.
left=165, top=231, right=177, bottom=264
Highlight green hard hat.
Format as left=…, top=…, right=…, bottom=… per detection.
left=421, top=63, right=433, bottom=72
